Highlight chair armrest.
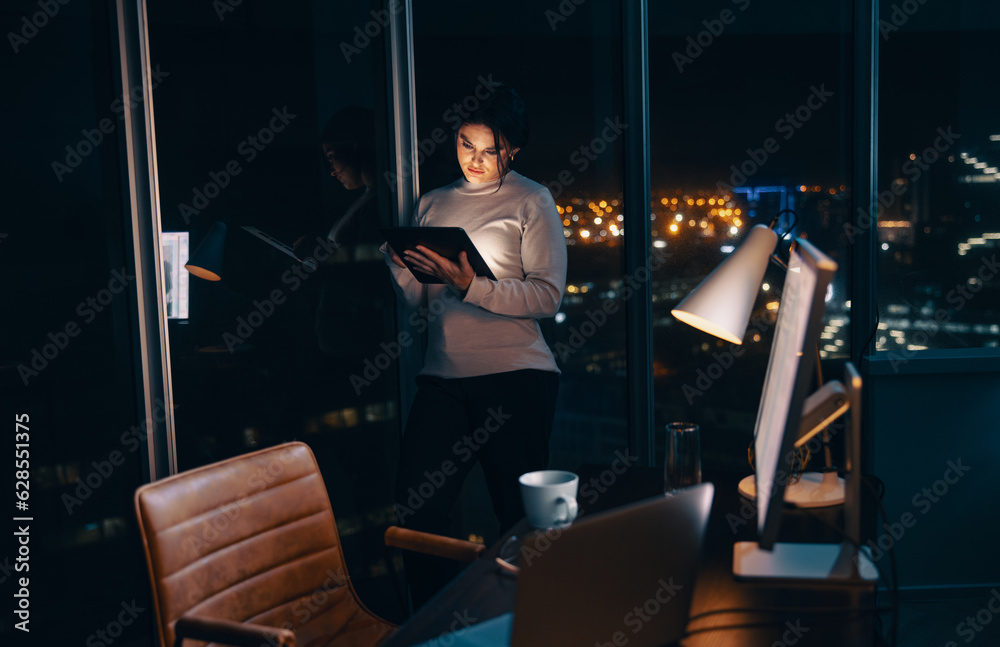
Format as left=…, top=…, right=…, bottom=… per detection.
left=384, top=526, right=486, bottom=563
left=174, top=615, right=295, bottom=647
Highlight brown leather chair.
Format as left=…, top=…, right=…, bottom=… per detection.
left=135, top=441, right=399, bottom=647
left=383, top=526, right=485, bottom=564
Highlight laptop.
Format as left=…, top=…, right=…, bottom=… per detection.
left=510, top=482, right=714, bottom=646
left=414, top=482, right=714, bottom=647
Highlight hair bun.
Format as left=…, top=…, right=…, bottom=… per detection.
left=464, top=82, right=529, bottom=151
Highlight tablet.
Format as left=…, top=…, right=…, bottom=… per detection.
left=241, top=226, right=317, bottom=270
left=380, top=226, right=497, bottom=284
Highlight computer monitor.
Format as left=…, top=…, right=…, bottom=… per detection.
left=733, top=237, right=876, bottom=581
left=161, top=232, right=190, bottom=319
left=753, top=236, right=835, bottom=548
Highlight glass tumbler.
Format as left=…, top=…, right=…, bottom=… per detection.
left=664, top=422, right=702, bottom=493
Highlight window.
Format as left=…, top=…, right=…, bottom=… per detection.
left=2, top=2, right=152, bottom=643
left=876, top=0, right=1000, bottom=352
left=412, top=0, right=628, bottom=538
left=648, top=1, right=855, bottom=470
left=146, top=0, right=402, bottom=615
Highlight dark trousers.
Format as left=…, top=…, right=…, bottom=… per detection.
left=394, top=369, right=558, bottom=608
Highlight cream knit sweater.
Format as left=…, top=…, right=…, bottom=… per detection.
left=384, top=171, right=567, bottom=378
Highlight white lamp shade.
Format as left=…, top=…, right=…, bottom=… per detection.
left=671, top=224, right=778, bottom=344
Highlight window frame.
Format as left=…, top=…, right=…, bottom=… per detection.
left=124, top=0, right=998, bottom=481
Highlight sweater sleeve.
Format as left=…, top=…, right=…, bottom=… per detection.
left=381, top=198, right=427, bottom=308
left=381, top=242, right=426, bottom=308
left=463, top=187, right=567, bottom=318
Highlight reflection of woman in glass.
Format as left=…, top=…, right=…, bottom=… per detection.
left=306, top=106, right=395, bottom=584
left=310, top=106, right=387, bottom=357
left=383, top=84, right=567, bottom=606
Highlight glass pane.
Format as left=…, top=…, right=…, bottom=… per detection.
left=146, top=0, right=402, bottom=620
left=412, top=1, right=627, bottom=541
left=0, top=3, right=152, bottom=644
left=876, top=1, right=1000, bottom=351
left=648, top=1, right=854, bottom=472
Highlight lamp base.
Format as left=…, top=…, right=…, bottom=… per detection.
left=738, top=471, right=845, bottom=508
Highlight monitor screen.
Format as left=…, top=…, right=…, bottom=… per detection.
left=161, top=232, right=190, bottom=319
left=753, top=237, right=837, bottom=549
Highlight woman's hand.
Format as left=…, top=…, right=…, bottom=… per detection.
left=403, top=246, right=475, bottom=294
left=387, top=244, right=407, bottom=268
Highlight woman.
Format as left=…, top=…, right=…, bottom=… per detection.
left=310, top=106, right=386, bottom=358
left=384, top=84, right=567, bottom=606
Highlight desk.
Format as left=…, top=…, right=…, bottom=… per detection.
left=382, top=465, right=880, bottom=647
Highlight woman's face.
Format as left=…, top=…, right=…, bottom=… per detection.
left=323, top=144, right=364, bottom=190
left=456, top=123, right=518, bottom=184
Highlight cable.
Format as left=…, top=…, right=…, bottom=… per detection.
left=766, top=208, right=799, bottom=268
left=861, top=302, right=882, bottom=356
left=790, top=477, right=898, bottom=647
left=683, top=620, right=793, bottom=638
left=687, top=604, right=896, bottom=623
left=682, top=605, right=892, bottom=640
left=864, top=475, right=899, bottom=647
left=770, top=208, right=800, bottom=240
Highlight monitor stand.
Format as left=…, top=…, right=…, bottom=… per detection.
left=733, top=540, right=877, bottom=581
left=734, top=364, right=875, bottom=583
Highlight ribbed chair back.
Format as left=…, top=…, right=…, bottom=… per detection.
left=135, top=441, right=395, bottom=647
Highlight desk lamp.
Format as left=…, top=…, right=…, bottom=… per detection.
left=671, top=219, right=846, bottom=507
left=184, top=221, right=227, bottom=281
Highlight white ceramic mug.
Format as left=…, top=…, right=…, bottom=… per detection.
left=518, top=470, right=579, bottom=529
